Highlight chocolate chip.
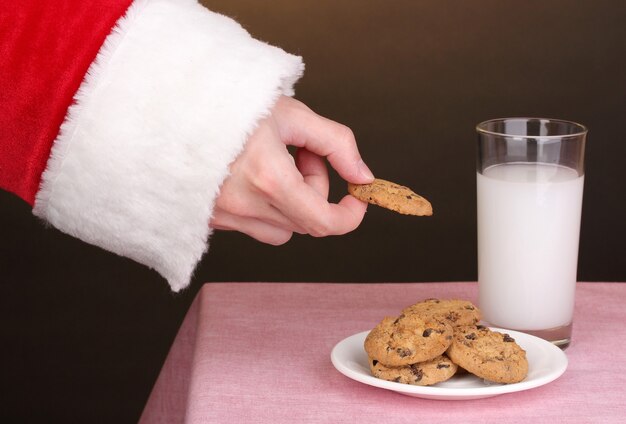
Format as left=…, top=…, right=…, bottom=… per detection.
left=393, top=314, right=405, bottom=325
left=503, top=334, right=515, bottom=343
left=465, top=333, right=477, bottom=340
left=397, top=347, right=412, bottom=357
left=393, top=377, right=401, bottom=383
left=423, top=328, right=434, bottom=337
left=437, top=363, right=450, bottom=369
left=372, top=359, right=378, bottom=366
left=476, top=325, right=486, bottom=330
left=410, top=364, right=423, bottom=381
left=446, top=312, right=460, bottom=322
left=464, top=305, right=475, bottom=310
left=406, top=195, right=412, bottom=199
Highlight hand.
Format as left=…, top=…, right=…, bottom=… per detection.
left=210, top=96, right=375, bottom=245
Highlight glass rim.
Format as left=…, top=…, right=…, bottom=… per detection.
left=476, top=117, right=588, bottom=139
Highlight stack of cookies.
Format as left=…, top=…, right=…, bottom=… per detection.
left=364, top=299, right=528, bottom=386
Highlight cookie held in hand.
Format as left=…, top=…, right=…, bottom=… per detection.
left=348, top=178, right=433, bottom=216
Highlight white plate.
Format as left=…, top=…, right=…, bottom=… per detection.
left=331, top=328, right=567, bottom=400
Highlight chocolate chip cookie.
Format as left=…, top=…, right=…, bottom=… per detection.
left=364, top=314, right=453, bottom=367
left=402, top=299, right=481, bottom=327
left=446, top=325, right=528, bottom=384
left=347, top=178, right=433, bottom=216
left=369, top=354, right=458, bottom=386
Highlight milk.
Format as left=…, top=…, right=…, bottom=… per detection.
left=477, top=163, right=584, bottom=330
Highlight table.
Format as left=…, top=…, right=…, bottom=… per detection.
left=139, top=282, right=626, bottom=423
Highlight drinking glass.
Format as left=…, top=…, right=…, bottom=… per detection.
left=476, top=117, right=587, bottom=348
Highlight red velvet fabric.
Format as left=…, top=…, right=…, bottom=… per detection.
left=0, top=0, right=132, bottom=206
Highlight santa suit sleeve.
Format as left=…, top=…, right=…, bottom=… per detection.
left=0, top=0, right=304, bottom=291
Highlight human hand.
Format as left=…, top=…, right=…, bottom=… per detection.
left=210, top=96, right=375, bottom=245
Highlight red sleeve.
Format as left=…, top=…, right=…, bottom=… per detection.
left=2, top=0, right=303, bottom=290
left=0, top=0, right=132, bottom=205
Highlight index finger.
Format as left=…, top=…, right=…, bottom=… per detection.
left=274, top=97, right=375, bottom=185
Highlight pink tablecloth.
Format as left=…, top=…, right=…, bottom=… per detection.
left=140, top=282, right=626, bottom=423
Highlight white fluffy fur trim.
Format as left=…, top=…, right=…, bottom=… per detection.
left=33, top=0, right=304, bottom=291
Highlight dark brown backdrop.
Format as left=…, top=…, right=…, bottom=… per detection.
left=1, top=1, right=624, bottom=422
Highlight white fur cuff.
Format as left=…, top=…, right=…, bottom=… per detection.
left=33, top=0, right=304, bottom=291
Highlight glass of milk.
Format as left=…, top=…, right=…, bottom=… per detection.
left=476, top=118, right=587, bottom=349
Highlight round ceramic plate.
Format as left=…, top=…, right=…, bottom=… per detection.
left=330, top=328, right=567, bottom=400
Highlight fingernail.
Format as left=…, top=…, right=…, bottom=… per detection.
left=358, top=160, right=375, bottom=181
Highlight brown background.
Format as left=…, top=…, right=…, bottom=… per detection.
left=1, top=1, right=625, bottom=422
